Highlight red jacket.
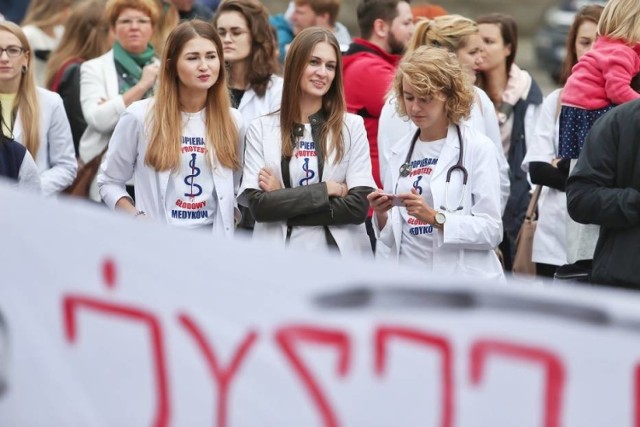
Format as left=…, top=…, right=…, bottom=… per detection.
left=562, top=37, right=640, bottom=109
left=343, top=38, right=400, bottom=188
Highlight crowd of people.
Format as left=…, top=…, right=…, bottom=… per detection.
left=1, top=0, right=639, bottom=289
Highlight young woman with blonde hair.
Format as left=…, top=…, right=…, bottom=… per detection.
left=239, top=27, right=376, bottom=256
left=99, top=20, right=244, bottom=236
left=379, top=14, right=509, bottom=212
left=0, top=21, right=76, bottom=195
left=368, top=46, right=504, bottom=280
left=20, top=0, right=73, bottom=86
left=45, top=0, right=113, bottom=155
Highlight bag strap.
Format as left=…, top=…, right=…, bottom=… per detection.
left=523, top=89, right=562, bottom=221
left=525, top=185, right=542, bottom=221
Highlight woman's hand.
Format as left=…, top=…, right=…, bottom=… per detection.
left=139, top=62, right=160, bottom=91
left=258, top=167, right=282, bottom=192
left=367, top=189, right=394, bottom=229
left=326, top=181, right=348, bottom=197
left=398, top=188, right=436, bottom=224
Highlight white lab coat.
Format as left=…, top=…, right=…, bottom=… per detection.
left=521, top=88, right=567, bottom=266
left=13, top=87, right=76, bottom=195
left=98, top=99, right=244, bottom=238
left=236, top=75, right=283, bottom=123
left=375, top=124, right=505, bottom=281
left=378, top=86, right=510, bottom=213
left=238, top=112, right=376, bottom=258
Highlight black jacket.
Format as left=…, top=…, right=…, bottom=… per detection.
left=56, top=62, right=85, bottom=155
left=241, top=111, right=373, bottom=246
left=566, top=99, right=640, bottom=289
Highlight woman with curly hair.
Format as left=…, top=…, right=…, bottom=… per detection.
left=368, top=46, right=504, bottom=280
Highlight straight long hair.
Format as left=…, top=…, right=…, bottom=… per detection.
left=45, top=0, right=111, bottom=89
left=0, top=22, right=41, bottom=158
left=145, top=20, right=239, bottom=172
left=280, top=27, right=345, bottom=162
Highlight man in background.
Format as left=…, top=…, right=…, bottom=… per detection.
left=270, top=0, right=351, bottom=64
left=342, top=0, right=414, bottom=249
left=172, top=0, right=214, bottom=21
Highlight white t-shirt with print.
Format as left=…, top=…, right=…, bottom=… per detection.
left=165, top=110, right=217, bottom=229
left=397, top=137, right=446, bottom=268
left=288, top=124, right=327, bottom=251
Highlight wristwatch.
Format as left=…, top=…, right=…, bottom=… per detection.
left=434, top=211, right=446, bottom=229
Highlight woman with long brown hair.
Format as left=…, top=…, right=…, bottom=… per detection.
left=239, top=27, right=376, bottom=256
left=475, top=13, right=543, bottom=272
left=521, top=4, right=604, bottom=279
left=213, top=0, right=283, bottom=233
left=98, top=20, right=243, bottom=236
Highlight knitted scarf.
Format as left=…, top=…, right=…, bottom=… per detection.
left=113, top=41, right=156, bottom=94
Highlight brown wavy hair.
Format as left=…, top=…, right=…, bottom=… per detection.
left=280, top=27, right=346, bottom=162
left=0, top=22, right=41, bottom=158
left=559, top=4, right=604, bottom=85
left=213, top=0, right=278, bottom=97
left=45, top=0, right=111, bottom=90
left=145, top=20, right=240, bottom=171
left=394, top=46, right=473, bottom=124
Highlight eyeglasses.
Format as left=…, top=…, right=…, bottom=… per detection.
left=116, top=17, right=152, bottom=26
left=217, top=29, right=250, bottom=39
left=0, top=46, right=25, bottom=58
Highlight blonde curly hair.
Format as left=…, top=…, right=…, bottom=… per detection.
left=393, top=46, right=474, bottom=125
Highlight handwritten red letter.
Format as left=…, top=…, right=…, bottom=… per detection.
left=178, top=313, right=257, bottom=427
left=63, top=295, right=170, bottom=427
left=470, top=339, right=565, bottom=427
left=375, top=326, right=454, bottom=427
left=275, top=325, right=350, bottom=427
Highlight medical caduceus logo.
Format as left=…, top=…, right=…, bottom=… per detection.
left=412, top=175, right=423, bottom=195
left=299, top=157, right=315, bottom=186
left=184, top=153, right=203, bottom=198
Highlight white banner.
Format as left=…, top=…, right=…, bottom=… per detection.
left=1, top=182, right=640, bottom=427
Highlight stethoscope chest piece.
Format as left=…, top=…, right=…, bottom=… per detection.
left=399, top=162, right=412, bottom=177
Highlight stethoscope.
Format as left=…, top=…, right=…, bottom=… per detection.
left=397, top=125, right=469, bottom=212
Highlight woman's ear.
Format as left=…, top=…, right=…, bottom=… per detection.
left=504, top=43, right=512, bottom=58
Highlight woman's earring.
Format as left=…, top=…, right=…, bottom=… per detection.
left=21, top=65, right=27, bottom=75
